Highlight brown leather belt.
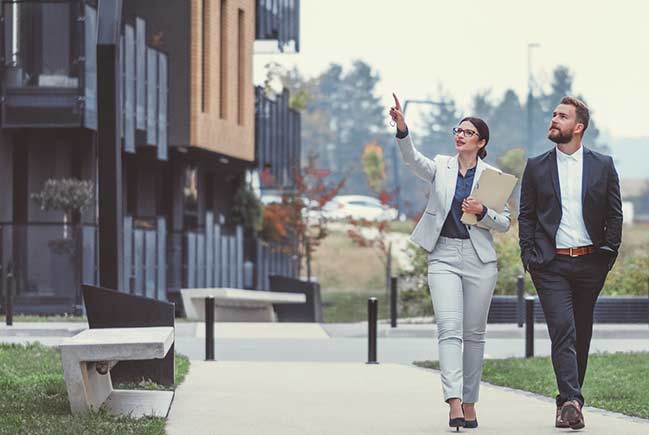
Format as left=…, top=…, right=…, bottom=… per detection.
left=556, top=245, right=595, bottom=257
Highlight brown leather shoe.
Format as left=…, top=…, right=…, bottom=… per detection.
left=555, top=406, right=569, bottom=428
left=561, top=400, right=585, bottom=430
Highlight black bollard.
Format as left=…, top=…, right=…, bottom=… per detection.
left=525, top=297, right=534, bottom=358
left=390, top=277, right=398, bottom=328
left=5, top=262, right=14, bottom=327
left=205, top=297, right=215, bottom=361
left=367, top=297, right=378, bottom=364
left=516, top=275, right=524, bottom=328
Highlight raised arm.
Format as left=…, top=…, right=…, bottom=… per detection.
left=390, top=93, right=437, bottom=182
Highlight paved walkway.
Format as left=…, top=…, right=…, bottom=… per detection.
left=166, top=361, right=649, bottom=435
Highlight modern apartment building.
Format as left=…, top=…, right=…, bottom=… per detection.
left=0, top=0, right=300, bottom=314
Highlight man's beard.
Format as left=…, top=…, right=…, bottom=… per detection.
left=548, top=127, right=573, bottom=144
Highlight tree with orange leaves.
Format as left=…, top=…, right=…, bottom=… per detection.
left=348, top=142, right=397, bottom=291
left=261, top=153, right=346, bottom=280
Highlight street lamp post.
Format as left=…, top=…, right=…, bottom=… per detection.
left=526, top=43, right=540, bottom=157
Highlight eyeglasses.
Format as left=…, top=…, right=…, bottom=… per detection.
left=452, top=127, right=479, bottom=138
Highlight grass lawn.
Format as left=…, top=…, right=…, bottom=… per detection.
left=311, top=230, right=388, bottom=293
left=387, top=219, right=416, bottom=235
left=0, top=342, right=190, bottom=435
left=313, top=227, right=400, bottom=322
left=414, top=352, right=649, bottom=419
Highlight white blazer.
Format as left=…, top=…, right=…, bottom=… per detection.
left=396, top=133, right=511, bottom=263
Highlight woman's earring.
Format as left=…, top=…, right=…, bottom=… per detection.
left=389, top=120, right=396, bottom=127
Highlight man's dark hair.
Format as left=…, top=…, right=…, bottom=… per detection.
left=460, top=116, right=489, bottom=159
left=560, top=96, right=590, bottom=134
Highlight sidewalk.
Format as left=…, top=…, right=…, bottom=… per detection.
left=166, top=361, right=649, bottom=435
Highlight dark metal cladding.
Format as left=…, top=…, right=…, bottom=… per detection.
left=255, top=0, right=300, bottom=53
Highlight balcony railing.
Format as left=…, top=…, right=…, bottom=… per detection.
left=255, top=0, right=300, bottom=53
left=255, top=241, right=296, bottom=290
left=0, top=0, right=86, bottom=127
left=0, top=0, right=168, bottom=160
left=255, top=86, right=301, bottom=190
left=123, top=215, right=167, bottom=300
left=120, top=17, right=168, bottom=159
left=166, top=212, right=250, bottom=294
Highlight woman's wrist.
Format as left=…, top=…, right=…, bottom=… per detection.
left=396, top=124, right=408, bottom=138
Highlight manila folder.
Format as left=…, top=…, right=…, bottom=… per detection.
left=461, top=168, right=518, bottom=225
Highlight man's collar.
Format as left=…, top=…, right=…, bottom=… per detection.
left=556, top=144, right=583, bottom=162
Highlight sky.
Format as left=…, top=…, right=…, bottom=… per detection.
left=254, top=0, right=649, bottom=141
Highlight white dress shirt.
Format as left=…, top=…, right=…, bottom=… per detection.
left=555, top=145, right=593, bottom=248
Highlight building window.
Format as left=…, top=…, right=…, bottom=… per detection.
left=237, top=8, right=244, bottom=125
left=3, top=1, right=77, bottom=88
left=219, top=0, right=227, bottom=119
left=183, top=166, right=199, bottom=228
left=201, top=0, right=210, bottom=113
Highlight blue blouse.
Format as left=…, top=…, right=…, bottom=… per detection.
left=440, top=166, right=487, bottom=239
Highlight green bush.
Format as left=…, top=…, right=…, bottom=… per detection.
left=399, top=287, right=433, bottom=318
left=604, top=252, right=649, bottom=296
left=322, top=292, right=389, bottom=323
left=493, top=228, right=535, bottom=295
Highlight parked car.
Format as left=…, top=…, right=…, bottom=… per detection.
left=260, top=193, right=324, bottom=221
left=323, top=195, right=398, bottom=222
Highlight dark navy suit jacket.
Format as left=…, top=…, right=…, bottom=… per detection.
left=518, top=146, right=623, bottom=271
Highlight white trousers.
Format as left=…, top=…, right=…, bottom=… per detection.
left=427, top=237, right=498, bottom=403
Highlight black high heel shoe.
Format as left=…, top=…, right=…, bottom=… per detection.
left=449, top=414, right=466, bottom=432
left=462, top=404, right=478, bottom=429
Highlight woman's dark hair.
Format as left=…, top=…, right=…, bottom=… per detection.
left=459, top=116, right=489, bottom=159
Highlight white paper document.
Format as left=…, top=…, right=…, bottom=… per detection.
left=461, top=168, right=518, bottom=225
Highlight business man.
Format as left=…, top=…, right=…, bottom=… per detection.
left=519, top=96, right=622, bottom=430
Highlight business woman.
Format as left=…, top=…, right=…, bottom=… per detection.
left=390, top=94, right=511, bottom=430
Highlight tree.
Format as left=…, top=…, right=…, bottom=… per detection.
left=497, top=147, right=527, bottom=213
left=361, top=142, right=385, bottom=194
left=260, top=156, right=346, bottom=281
left=497, top=148, right=527, bottom=181
left=231, top=182, right=264, bottom=235
left=274, top=60, right=386, bottom=194
left=488, top=90, right=525, bottom=161
left=31, top=178, right=94, bottom=313
left=419, top=93, right=461, bottom=158
left=471, top=89, right=494, bottom=121
left=347, top=141, right=395, bottom=293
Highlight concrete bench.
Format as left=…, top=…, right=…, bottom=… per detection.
left=59, top=327, right=174, bottom=417
left=181, top=288, right=306, bottom=322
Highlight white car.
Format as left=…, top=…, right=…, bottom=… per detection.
left=323, top=195, right=398, bottom=222
left=260, top=193, right=324, bottom=221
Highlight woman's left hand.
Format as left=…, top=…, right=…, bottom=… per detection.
left=462, top=196, right=485, bottom=215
